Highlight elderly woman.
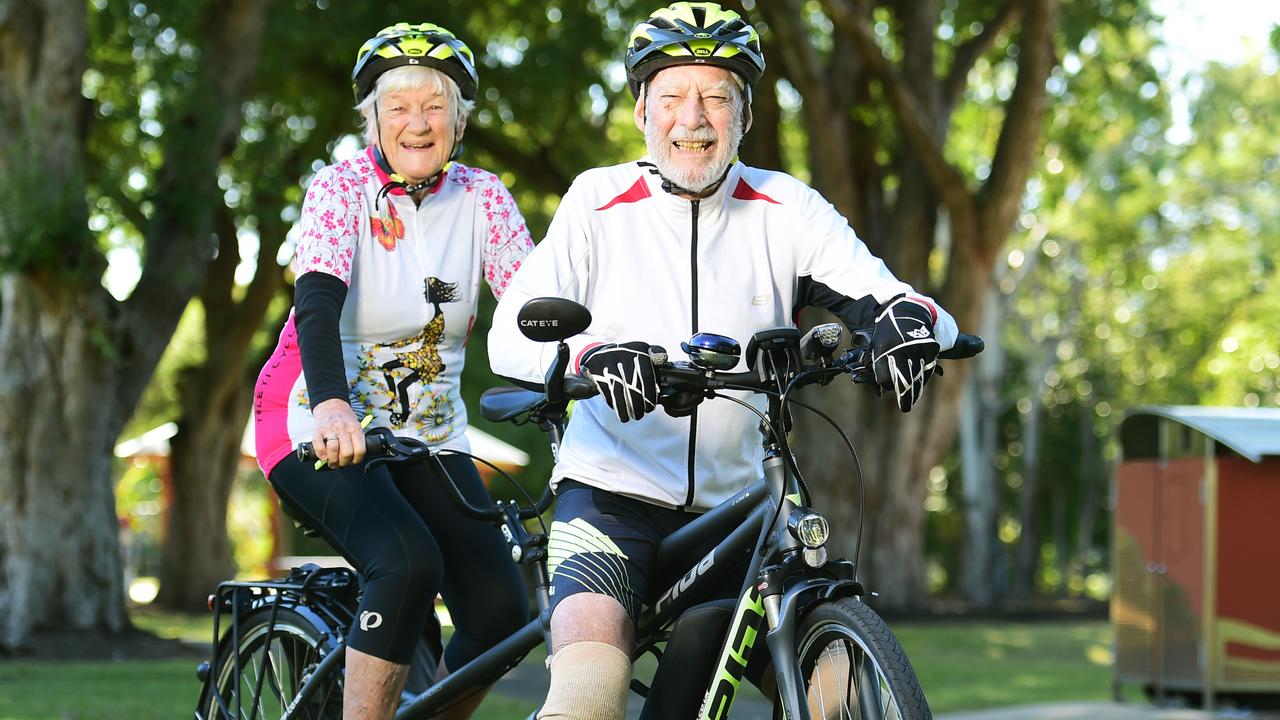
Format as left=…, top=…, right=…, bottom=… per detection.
left=252, top=22, right=532, bottom=720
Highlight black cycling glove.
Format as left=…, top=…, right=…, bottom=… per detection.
left=581, top=342, right=661, bottom=423
left=871, top=296, right=940, bottom=413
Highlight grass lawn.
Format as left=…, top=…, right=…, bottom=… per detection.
left=0, top=609, right=1116, bottom=719
left=896, top=619, right=1117, bottom=712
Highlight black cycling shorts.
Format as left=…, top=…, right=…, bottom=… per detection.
left=547, top=480, right=706, bottom=623
left=269, top=451, right=528, bottom=667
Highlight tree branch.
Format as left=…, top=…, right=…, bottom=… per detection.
left=93, top=182, right=148, bottom=238
left=118, top=0, right=268, bottom=413
left=821, top=0, right=975, bottom=226
left=126, top=0, right=266, bottom=312
left=757, top=0, right=860, bottom=218
left=756, top=0, right=830, bottom=114
left=980, top=0, right=1056, bottom=253
left=943, top=0, right=1022, bottom=110
left=464, top=123, right=572, bottom=196
left=201, top=203, right=238, bottom=316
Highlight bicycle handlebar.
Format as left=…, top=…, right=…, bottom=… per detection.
left=291, top=326, right=982, bottom=523
left=295, top=427, right=553, bottom=522
left=649, top=330, right=984, bottom=398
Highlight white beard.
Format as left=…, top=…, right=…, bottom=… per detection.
left=645, top=110, right=744, bottom=194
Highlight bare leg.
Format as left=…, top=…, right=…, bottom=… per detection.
left=345, top=646, right=410, bottom=720
left=549, top=593, right=633, bottom=653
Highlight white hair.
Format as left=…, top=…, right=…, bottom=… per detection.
left=355, top=65, right=475, bottom=144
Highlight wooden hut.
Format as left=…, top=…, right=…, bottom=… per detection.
left=1113, top=405, right=1280, bottom=709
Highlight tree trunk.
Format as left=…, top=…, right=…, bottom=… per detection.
left=0, top=0, right=268, bottom=648
left=1073, top=408, right=1101, bottom=590
left=155, top=199, right=290, bottom=609
left=0, top=277, right=128, bottom=649
left=956, top=217, right=1046, bottom=607
left=737, top=74, right=784, bottom=172
left=958, top=278, right=1009, bottom=608
left=158, top=383, right=252, bottom=609
left=796, top=340, right=937, bottom=609
left=1011, top=353, right=1048, bottom=601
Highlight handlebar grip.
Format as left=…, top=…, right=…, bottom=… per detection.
left=564, top=373, right=599, bottom=399
left=940, top=333, right=984, bottom=360
left=294, top=431, right=390, bottom=466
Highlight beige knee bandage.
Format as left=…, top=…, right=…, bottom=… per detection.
left=538, top=641, right=631, bottom=720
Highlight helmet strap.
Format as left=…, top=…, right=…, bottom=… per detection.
left=659, top=163, right=731, bottom=199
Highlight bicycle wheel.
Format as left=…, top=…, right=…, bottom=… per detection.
left=775, top=597, right=930, bottom=720
left=202, top=606, right=344, bottom=720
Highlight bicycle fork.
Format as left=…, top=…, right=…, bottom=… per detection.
left=696, top=452, right=812, bottom=720
left=693, top=543, right=818, bottom=720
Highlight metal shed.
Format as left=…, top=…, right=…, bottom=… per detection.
left=1113, top=405, right=1280, bottom=709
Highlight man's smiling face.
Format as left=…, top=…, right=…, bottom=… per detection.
left=635, top=64, right=747, bottom=195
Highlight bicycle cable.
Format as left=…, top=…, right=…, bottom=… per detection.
left=709, top=361, right=867, bottom=577
left=435, top=449, right=549, bottom=535
left=776, top=395, right=866, bottom=583
left=717, top=363, right=803, bottom=555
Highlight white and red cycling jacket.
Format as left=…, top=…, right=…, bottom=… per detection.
left=489, top=159, right=957, bottom=511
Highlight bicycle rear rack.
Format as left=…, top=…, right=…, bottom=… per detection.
left=195, top=564, right=360, bottom=719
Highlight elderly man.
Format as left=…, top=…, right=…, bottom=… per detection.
left=489, top=3, right=959, bottom=718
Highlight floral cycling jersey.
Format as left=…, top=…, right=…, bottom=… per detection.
left=254, top=147, right=532, bottom=476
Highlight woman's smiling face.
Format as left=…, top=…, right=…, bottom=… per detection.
left=377, top=84, right=462, bottom=184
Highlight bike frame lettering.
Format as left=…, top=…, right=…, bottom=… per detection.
left=654, top=551, right=715, bottom=616
left=697, top=586, right=766, bottom=720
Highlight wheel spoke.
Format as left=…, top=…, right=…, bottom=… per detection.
left=790, top=606, right=926, bottom=720
left=207, top=613, right=339, bottom=720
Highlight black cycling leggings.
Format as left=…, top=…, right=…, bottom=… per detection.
left=269, top=451, right=528, bottom=667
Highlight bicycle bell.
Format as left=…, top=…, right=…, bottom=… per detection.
left=682, top=333, right=741, bottom=371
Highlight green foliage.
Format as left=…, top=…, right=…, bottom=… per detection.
left=0, top=138, right=95, bottom=277
left=932, top=15, right=1280, bottom=600
left=123, top=302, right=207, bottom=440
left=116, top=461, right=166, bottom=580
left=85, top=0, right=1279, bottom=610
left=228, top=473, right=276, bottom=578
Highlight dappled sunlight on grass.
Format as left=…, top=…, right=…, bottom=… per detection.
left=130, top=605, right=215, bottom=644
left=1087, top=642, right=1114, bottom=666
left=895, top=619, right=1113, bottom=712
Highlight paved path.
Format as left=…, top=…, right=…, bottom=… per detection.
left=937, top=702, right=1278, bottom=719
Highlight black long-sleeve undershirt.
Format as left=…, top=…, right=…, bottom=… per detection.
left=294, top=271, right=350, bottom=409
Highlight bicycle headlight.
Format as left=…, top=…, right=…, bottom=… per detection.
left=788, top=510, right=830, bottom=549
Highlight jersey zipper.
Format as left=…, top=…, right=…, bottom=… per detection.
left=685, top=199, right=701, bottom=509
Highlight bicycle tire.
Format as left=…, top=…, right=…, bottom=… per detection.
left=201, top=606, right=344, bottom=720
left=774, top=596, right=931, bottom=720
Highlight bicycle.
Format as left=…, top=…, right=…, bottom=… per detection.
left=193, top=295, right=982, bottom=720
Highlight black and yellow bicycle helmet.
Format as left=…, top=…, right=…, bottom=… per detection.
left=352, top=22, right=479, bottom=103
left=625, top=2, right=764, bottom=98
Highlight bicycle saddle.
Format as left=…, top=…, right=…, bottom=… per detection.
left=480, top=386, right=544, bottom=423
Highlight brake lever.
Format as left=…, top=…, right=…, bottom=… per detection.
left=363, top=428, right=433, bottom=473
